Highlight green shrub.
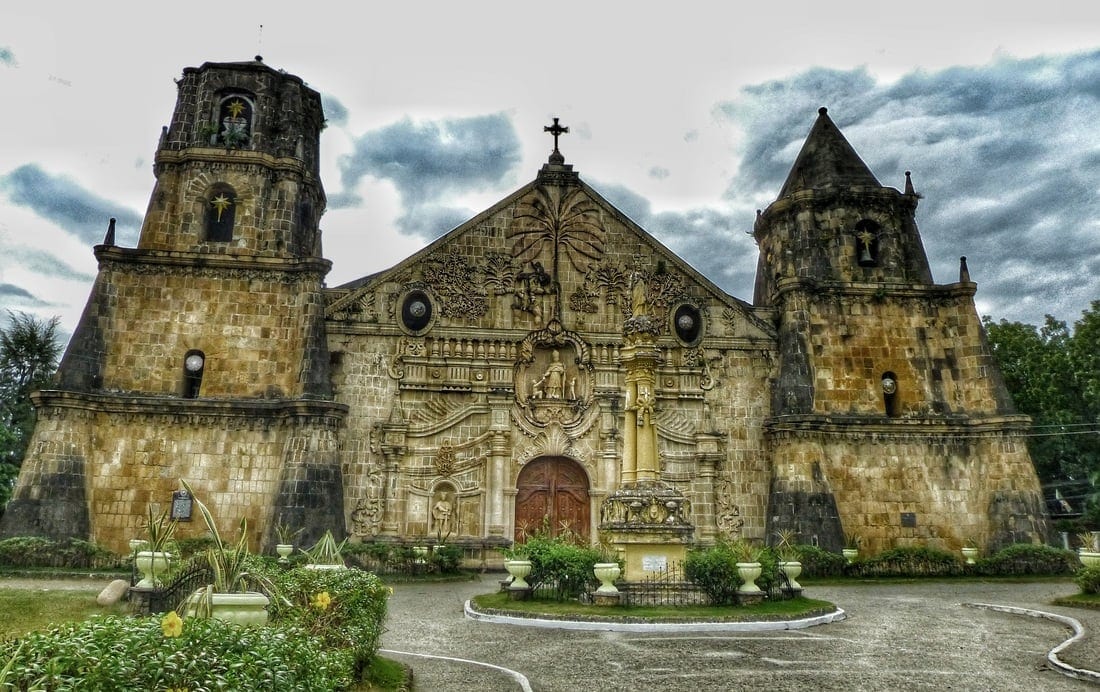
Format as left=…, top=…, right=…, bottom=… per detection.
left=684, top=543, right=739, bottom=605
left=684, top=541, right=781, bottom=604
left=975, top=543, right=1078, bottom=576
left=431, top=544, right=464, bottom=573
left=1075, top=565, right=1100, bottom=595
left=0, top=536, right=122, bottom=570
left=0, top=615, right=353, bottom=690
left=793, top=544, right=849, bottom=578
left=506, top=533, right=603, bottom=599
left=850, top=546, right=964, bottom=578
left=268, top=566, right=390, bottom=679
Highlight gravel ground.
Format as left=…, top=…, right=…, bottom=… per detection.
left=4, top=574, right=1097, bottom=691
left=381, top=575, right=1100, bottom=691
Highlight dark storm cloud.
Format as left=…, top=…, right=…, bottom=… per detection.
left=592, top=181, right=757, bottom=300
left=10, top=247, right=95, bottom=282
left=338, top=113, right=521, bottom=202
left=0, top=283, right=44, bottom=306
left=716, top=50, right=1100, bottom=326
left=334, top=112, right=521, bottom=238
left=321, top=93, right=348, bottom=127
left=394, top=204, right=471, bottom=238
left=0, top=164, right=142, bottom=245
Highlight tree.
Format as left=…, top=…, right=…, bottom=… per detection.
left=0, top=311, right=63, bottom=508
left=983, top=307, right=1100, bottom=526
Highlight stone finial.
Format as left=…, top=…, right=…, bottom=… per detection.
left=103, top=217, right=116, bottom=246
left=904, top=171, right=916, bottom=195
left=959, top=256, right=970, bottom=283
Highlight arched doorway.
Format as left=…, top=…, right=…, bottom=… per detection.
left=514, top=457, right=590, bottom=542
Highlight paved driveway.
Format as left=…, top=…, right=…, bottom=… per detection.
left=382, top=575, right=1099, bottom=691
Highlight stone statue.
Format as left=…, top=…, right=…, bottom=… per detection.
left=533, top=349, right=567, bottom=400
left=432, top=491, right=453, bottom=536
left=630, top=271, right=648, bottom=317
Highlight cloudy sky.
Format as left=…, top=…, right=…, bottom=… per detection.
left=3, top=1, right=1100, bottom=344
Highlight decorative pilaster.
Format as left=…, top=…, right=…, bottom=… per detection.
left=600, top=278, right=695, bottom=580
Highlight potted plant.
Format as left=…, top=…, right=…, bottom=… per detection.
left=733, top=540, right=763, bottom=594
left=179, top=479, right=274, bottom=626
left=774, top=528, right=803, bottom=591
left=275, top=522, right=301, bottom=565
left=500, top=544, right=533, bottom=591
left=842, top=532, right=861, bottom=563
left=961, top=538, right=980, bottom=565
left=304, top=530, right=348, bottom=570
left=592, top=540, right=623, bottom=595
left=134, top=505, right=177, bottom=588
left=1077, top=531, right=1100, bottom=568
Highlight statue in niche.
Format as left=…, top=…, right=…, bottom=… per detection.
left=630, top=270, right=649, bottom=317
left=532, top=349, right=568, bottom=400
left=432, top=491, right=454, bottom=537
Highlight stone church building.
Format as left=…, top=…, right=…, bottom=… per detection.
left=1, top=58, right=1049, bottom=557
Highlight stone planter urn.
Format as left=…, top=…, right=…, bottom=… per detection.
left=185, top=590, right=270, bottom=626
left=276, top=544, right=294, bottom=564
left=134, top=550, right=172, bottom=588
left=736, top=561, right=763, bottom=594
left=842, top=548, right=859, bottom=564
left=778, top=560, right=803, bottom=591
left=1079, top=550, right=1100, bottom=569
left=961, top=547, right=979, bottom=565
left=505, top=559, right=532, bottom=589
left=593, top=562, right=621, bottom=594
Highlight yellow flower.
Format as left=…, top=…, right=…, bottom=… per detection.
left=387, top=586, right=394, bottom=595
left=311, top=591, right=332, bottom=610
left=161, top=610, right=183, bottom=638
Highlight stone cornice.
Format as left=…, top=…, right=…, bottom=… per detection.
left=94, top=246, right=331, bottom=277
left=773, top=276, right=976, bottom=302
left=764, top=413, right=1032, bottom=439
left=154, top=147, right=316, bottom=180
left=31, top=389, right=348, bottom=424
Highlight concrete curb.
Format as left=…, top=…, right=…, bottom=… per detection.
left=964, top=602, right=1100, bottom=685
left=464, top=599, right=847, bottom=632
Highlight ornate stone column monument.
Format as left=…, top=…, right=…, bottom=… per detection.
left=600, top=273, right=694, bottom=581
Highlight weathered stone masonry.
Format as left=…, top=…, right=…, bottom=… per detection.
left=1, top=63, right=1048, bottom=557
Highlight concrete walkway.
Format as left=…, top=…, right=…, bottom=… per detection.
left=4, top=574, right=1097, bottom=690
left=381, top=575, right=1100, bottom=691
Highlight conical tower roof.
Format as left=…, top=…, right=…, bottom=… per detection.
left=778, top=107, right=880, bottom=197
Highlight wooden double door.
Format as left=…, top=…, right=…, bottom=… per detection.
left=514, top=457, right=590, bottom=542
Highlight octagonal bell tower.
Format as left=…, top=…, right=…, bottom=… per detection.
left=2, top=58, right=346, bottom=553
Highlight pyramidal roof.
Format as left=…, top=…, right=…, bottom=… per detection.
left=778, top=107, right=881, bottom=197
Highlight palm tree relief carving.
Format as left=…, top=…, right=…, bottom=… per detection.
left=508, top=187, right=604, bottom=323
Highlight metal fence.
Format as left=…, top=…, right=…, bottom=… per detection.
left=132, top=559, right=213, bottom=616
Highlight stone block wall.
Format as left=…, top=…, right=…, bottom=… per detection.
left=83, top=256, right=324, bottom=398
left=803, top=289, right=1014, bottom=417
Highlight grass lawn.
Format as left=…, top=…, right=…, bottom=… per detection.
left=471, top=591, right=837, bottom=622
left=0, top=585, right=124, bottom=639
left=1052, top=592, right=1100, bottom=610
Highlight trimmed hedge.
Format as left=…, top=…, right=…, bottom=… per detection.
left=974, top=544, right=1078, bottom=576
left=1075, top=565, right=1100, bottom=595
left=0, top=536, right=122, bottom=570
left=849, top=546, right=965, bottom=578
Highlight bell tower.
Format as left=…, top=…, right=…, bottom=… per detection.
left=756, top=108, right=1047, bottom=553
left=2, top=58, right=346, bottom=552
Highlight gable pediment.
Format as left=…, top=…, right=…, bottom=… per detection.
left=326, top=173, right=774, bottom=344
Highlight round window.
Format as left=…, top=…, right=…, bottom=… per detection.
left=401, top=290, right=433, bottom=333
left=673, top=304, right=702, bottom=344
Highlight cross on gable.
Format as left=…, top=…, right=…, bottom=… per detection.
left=544, top=117, right=569, bottom=153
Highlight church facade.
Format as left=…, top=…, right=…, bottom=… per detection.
left=1, top=59, right=1048, bottom=556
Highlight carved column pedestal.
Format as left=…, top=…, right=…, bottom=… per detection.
left=600, top=482, right=694, bottom=581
